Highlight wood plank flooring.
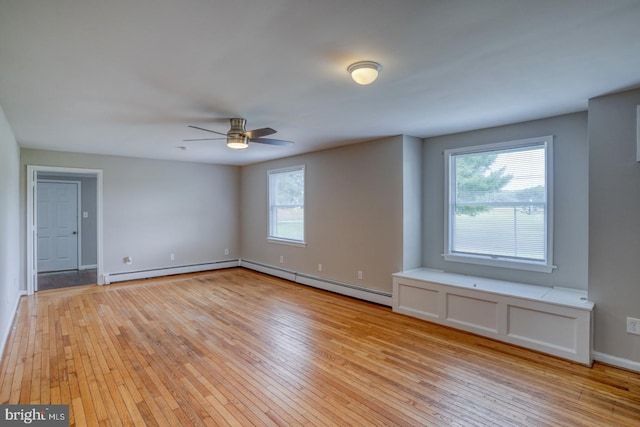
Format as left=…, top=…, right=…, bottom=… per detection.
left=1, top=268, right=639, bottom=426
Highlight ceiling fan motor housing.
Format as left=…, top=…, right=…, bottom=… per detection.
left=226, top=118, right=249, bottom=148
left=228, top=118, right=247, bottom=137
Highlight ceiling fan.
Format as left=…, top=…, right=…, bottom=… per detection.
left=184, top=118, right=294, bottom=150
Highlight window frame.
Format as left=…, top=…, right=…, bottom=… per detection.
left=443, top=136, right=555, bottom=273
left=267, top=165, right=306, bottom=246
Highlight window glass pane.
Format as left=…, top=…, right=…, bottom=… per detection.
left=454, top=145, right=545, bottom=207
left=274, top=206, right=304, bottom=241
left=452, top=206, right=545, bottom=261
left=268, top=166, right=305, bottom=242
left=273, top=170, right=304, bottom=205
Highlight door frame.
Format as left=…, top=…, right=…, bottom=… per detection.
left=27, top=165, right=104, bottom=295
left=37, top=179, right=82, bottom=273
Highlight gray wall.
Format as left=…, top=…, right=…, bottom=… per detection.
left=38, top=174, right=98, bottom=267
left=21, top=150, right=240, bottom=283
left=80, top=177, right=97, bottom=265
left=588, top=88, right=640, bottom=363
left=241, top=136, right=405, bottom=293
left=0, top=105, right=21, bottom=351
left=423, top=112, right=589, bottom=289
left=402, top=135, right=423, bottom=271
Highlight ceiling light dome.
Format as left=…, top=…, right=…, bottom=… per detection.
left=347, top=61, right=382, bottom=85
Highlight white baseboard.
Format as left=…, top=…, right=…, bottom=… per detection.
left=240, top=259, right=392, bottom=306
left=593, top=351, right=640, bottom=373
left=79, top=264, right=97, bottom=270
left=103, top=260, right=240, bottom=284
left=1, top=290, right=26, bottom=362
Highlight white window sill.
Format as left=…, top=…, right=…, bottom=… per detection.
left=442, top=253, right=555, bottom=273
left=267, top=237, right=307, bottom=247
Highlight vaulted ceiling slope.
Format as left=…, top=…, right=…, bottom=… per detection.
left=1, top=1, right=639, bottom=165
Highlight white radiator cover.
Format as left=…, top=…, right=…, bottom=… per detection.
left=393, top=268, right=594, bottom=365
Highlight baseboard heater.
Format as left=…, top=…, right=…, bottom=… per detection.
left=240, top=259, right=392, bottom=306
left=103, top=260, right=240, bottom=284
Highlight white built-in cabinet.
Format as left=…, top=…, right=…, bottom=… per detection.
left=392, top=269, right=594, bottom=365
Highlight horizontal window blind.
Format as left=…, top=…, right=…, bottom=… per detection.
left=447, top=139, right=550, bottom=267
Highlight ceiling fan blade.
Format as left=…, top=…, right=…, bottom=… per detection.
left=244, top=127, right=276, bottom=139
left=188, top=125, right=227, bottom=136
left=251, top=138, right=294, bottom=146
left=182, top=137, right=226, bottom=142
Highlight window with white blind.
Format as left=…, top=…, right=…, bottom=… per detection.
left=268, top=165, right=305, bottom=244
left=443, top=136, right=554, bottom=272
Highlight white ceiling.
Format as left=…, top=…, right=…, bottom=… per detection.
left=1, top=1, right=640, bottom=166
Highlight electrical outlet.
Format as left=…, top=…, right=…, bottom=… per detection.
left=280, top=255, right=284, bottom=264
left=357, top=270, right=363, bottom=280
left=627, top=317, right=640, bottom=335
left=318, top=263, right=323, bottom=272
left=224, top=248, right=229, bottom=256
left=123, top=256, right=132, bottom=265
left=170, top=253, right=175, bottom=261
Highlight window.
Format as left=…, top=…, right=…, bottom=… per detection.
left=444, top=136, right=553, bottom=272
left=268, top=165, right=305, bottom=244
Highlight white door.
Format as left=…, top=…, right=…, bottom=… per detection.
left=37, top=181, right=79, bottom=272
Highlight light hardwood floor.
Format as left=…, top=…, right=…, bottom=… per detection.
left=1, top=268, right=639, bottom=426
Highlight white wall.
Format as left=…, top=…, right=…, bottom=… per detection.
left=588, top=88, right=640, bottom=366
left=20, top=150, right=240, bottom=283
left=241, top=136, right=405, bottom=293
left=422, top=112, right=589, bottom=289
left=0, top=104, right=22, bottom=355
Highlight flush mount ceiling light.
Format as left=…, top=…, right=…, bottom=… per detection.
left=347, top=61, right=382, bottom=85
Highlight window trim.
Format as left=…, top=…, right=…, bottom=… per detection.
left=267, top=164, right=306, bottom=246
left=443, top=136, right=555, bottom=273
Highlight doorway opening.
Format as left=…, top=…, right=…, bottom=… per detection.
left=27, top=166, right=104, bottom=294
left=37, top=269, right=98, bottom=291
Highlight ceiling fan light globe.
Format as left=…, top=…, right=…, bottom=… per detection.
left=227, top=135, right=249, bottom=149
